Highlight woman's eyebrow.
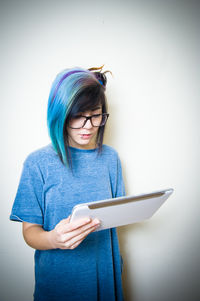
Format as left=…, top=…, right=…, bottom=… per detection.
left=91, top=106, right=101, bottom=111
left=76, top=107, right=102, bottom=115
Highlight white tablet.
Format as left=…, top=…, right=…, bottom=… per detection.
left=70, top=188, right=174, bottom=231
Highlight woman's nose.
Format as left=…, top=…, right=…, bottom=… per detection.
left=83, top=118, right=93, bottom=129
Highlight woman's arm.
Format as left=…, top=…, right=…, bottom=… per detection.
left=22, top=216, right=100, bottom=250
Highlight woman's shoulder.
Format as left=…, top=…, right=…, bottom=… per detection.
left=24, top=144, right=58, bottom=166
left=102, top=144, right=118, bottom=156
left=101, top=144, right=119, bottom=159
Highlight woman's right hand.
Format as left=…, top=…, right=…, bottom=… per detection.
left=49, top=216, right=100, bottom=250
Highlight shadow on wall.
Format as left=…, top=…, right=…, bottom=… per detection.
left=117, top=219, right=167, bottom=301
left=118, top=222, right=150, bottom=301
left=118, top=224, right=136, bottom=301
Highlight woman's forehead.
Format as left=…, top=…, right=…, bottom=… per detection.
left=79, top=106, right=102, bottom=114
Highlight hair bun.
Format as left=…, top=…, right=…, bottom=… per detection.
left=93, top=72, right=107, bottom=87
left=88, top=65, right=112, bottom=88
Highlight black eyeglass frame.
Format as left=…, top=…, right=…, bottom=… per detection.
left=68, top=113, right=109, bottom=129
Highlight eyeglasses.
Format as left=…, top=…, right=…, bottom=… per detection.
left=68, top=113, right=109, bottom=129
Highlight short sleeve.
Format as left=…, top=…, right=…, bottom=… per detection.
left=115, top=155, right=126, bottom=198
left=108, top=149, right=126, bottom=198
left=10, top=158, right=44, bottom=225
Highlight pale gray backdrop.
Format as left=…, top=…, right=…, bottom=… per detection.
left=1, top=0, right=200, bottom=300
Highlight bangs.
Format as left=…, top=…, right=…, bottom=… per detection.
left=67, top=84, right=106, bottom=118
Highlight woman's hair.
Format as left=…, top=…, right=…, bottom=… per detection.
left=47, top=66, right=110, bottom=167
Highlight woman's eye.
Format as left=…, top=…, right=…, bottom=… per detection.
left=93, top=114, right=101, bottom=118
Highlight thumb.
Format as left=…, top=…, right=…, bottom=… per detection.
left=57, top=216, right=71, bottom=227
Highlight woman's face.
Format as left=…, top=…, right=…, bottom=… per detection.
left=67, top=106, right=102, bottom=150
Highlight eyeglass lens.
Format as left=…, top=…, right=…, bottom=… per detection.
left=69, top=114, right=108, bottom=129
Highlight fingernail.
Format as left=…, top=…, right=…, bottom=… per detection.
left=84, top=218, right=91, bottom=223
left=93, top=218, right=100, bottom=225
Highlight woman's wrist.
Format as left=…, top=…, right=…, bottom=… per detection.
left=47, top=229, right=57, bottom=250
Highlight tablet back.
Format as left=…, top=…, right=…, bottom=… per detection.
left=70, top=188, right=174, bottom=231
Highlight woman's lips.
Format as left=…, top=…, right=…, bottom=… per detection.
left=80, top=134, right=92, bottom=139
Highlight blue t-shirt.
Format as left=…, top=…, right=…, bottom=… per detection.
left=10, top=144, right=125, bottom=301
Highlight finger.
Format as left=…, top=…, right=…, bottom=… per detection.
left=56, top=217, right=92, bottom=234
left=62, top=217, right=93, bottom=233
left=70, top=240, right=82, bottom=249
left=60, top=215, right=72, bottom=224
left=65, top=218, right=100, bottom=241
left=56, top=216, right=71, bottom=228
left=63, top=223, right=100, bottom=249
left=64, top=225, right=98, bottom=249
left=66, top=216, right=71, bottom=222
left=68, top=234, right=90, bottom=249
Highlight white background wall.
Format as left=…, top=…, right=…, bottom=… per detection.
left=1, top=0, right=199, bottom=300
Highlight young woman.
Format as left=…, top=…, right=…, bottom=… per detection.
left=10, top=66, right=125, bottom=301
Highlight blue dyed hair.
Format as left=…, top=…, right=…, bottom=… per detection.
left=47, top=67, right=108, bottom=166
